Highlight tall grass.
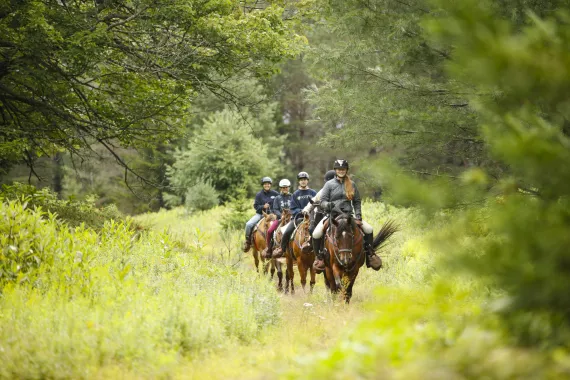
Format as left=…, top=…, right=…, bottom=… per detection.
left=0, top=200, right=279, bottom=379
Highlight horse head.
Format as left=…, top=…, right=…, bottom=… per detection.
left=281, top=208, right=292, bottom=225
left=261, top=211, right=276, bottom=230
left=331, top=212, right=355, bottom=267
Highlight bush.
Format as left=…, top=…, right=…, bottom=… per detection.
left=184, top=179, right=219, bottom=213
left=0, top=183, right=129, bottom=231
left=220, top=197, right=252, bottom=231
left=0, top=197, right=280, bottom=379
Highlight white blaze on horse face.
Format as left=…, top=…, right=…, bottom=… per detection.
left=342, top=231, right=346, bottom=238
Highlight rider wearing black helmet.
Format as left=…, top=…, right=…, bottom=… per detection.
left=269, top=171, right=317, bottom=258
left=243, top=177, right=279, bottom=252
left=311, top=159, right=382, bottom=272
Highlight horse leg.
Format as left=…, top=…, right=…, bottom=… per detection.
left=309, top=261, right=316, bottom=293
left=253, top=249, right=260, bottom=273
left=285, top=265, right=291, bottom=294
left=277, top=263, right=283, bottom=292
left=298, top=260, right=307, bottom=293
left=288, top=256, right=295, bottom=295
left=345, top=277, right=356, bottom=304
left=268, top=254, right=275, bottom=279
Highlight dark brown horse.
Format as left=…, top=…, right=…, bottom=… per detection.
left=323, top=211, right=397, bottom=303
left=272, top=209, right=292, bottom=291
left=286, top=213, right=316, bottom=294
left=251, top=212, right=276, bottom=274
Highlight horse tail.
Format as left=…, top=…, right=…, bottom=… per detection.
left=372, top=219, right=398, bottom=252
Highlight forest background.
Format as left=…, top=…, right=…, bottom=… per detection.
left=1, top=0, right=570, bottom=378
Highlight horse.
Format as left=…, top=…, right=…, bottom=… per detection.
left=286, top=213, right=316, bottom=294
left=250, top=211, right=277, bottom=275
left=271, top=208, right=292, bottom=292
left=323, top=209, right=398, bottom=303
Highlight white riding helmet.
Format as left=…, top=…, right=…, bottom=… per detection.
left=279, top=179, right=291, bottom=187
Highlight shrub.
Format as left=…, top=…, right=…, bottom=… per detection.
left=184, top=179, right=219, bottom=212
left=0, top=183, right=129, bottom=231
left=0, top=197, right=280, bottom=379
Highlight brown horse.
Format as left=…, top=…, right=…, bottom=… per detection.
left=323, top=212, right=397, bottom=303
left=251, top=212, right=276, bottom=275
left=286, top=213, right=316, bottom=294
left=272, top=209, right=292, bottom=292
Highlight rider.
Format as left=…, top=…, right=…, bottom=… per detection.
left=312, top=159, right=383, bottom=272
left=270, top=171, right=317, bottom=258
left=243, top=177, right=279, bottom=252
left=263, top=179, right=292, bottom=257
left=300, top=169, right=336, bottom=252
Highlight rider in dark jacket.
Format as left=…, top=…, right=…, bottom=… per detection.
left=264, top=179, right=292, bottom=256
left=311, top=159, right=382, bottom=272
left=269, top=172, right=316, bottom=258
left=243, top=177, right=279, bottom=252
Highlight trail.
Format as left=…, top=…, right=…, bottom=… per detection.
left=178, top=278, right=369, bottom=379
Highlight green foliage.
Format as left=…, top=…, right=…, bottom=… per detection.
left=220, top=196, right=252, bottom=231
left=0, top=183, right=126, bottom=230
left=0, top=0, right=304, bottom=168
left=0, top=198, right=280, bottom=378
left=168, top=108, right=278, bottom=203
left=0, top=199, right=57, bottom=286
left=184, top=179, right=219, bottom=213
left=422, top=0, right=570, bottom=346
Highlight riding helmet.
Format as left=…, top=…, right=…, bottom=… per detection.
left=279, top=179, right=291, bottom=187
left=324, top=170, right=336, bottom=182
left=333, top=159, right=349, bottom=170
left=261, top=176, right=273, bottom=185
left=297, top=171, right=309, bottom=180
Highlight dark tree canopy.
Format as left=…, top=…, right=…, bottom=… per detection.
left=0, top=0, right=303, bottom=175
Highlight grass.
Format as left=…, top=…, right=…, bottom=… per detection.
left=4, top=198, right=565, bottom=379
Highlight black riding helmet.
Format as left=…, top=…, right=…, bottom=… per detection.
left=324, top=170, right=336, bottom=183
left=333, top=159, right=349, bottom=170
left=297, top=171, right=309, bottom=180
left=261, top=176, right=273, bottom=185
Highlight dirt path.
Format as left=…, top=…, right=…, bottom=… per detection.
left=178, top=279, right=369, bottom=379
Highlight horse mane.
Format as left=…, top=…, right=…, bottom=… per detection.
left=334, top=212, right=353, bottom=237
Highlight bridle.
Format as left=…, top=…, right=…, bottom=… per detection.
left=326, top=216, right=364, bottom=273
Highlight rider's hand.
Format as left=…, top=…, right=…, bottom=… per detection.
left=263, top=203, right=270, bottom=209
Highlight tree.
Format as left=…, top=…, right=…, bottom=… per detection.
left=167, top=108, right=278, bottom=203
left=0, top=0, right=304, bottom=178
left=425, top=0, right=570, bottom=346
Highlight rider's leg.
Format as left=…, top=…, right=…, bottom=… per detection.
left=243, top=213, right=262, bottom=252
left=362, top=220, right=382, bottom=270
left=311, top=217, right=327, bottom=273
left=271, top=221, right=289, bottom=258
left=264, top=219, right=280, bottom=258
left=274, top=217, right=297, bottom=258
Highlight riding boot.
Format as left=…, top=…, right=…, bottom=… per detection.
left=243, top=233, right=252, bottom=253
left=364, top=232, right=382, bottom=271
left=312, top=237, right=326, bottom=274
left=272, top=238, right=284, bottom=258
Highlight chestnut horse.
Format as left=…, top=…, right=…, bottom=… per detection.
left=251, top=212, right=276, bottom=275
left=323, top=211, right=397, bottom=303
left=272, top=209, right=292, bottom=292
left=286, top=213, right=316, bottom=294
